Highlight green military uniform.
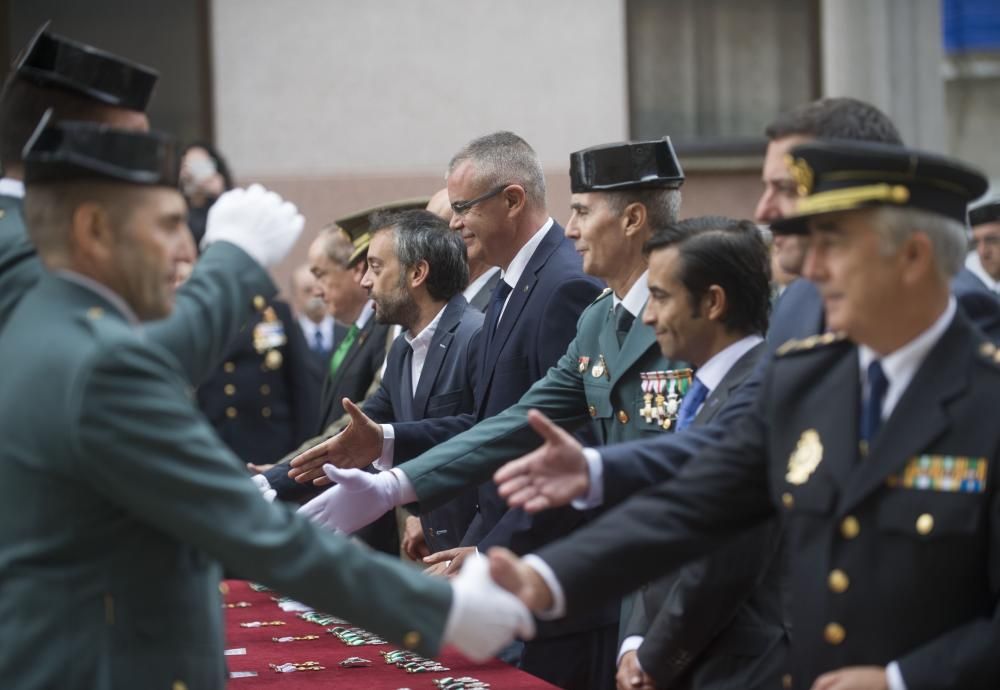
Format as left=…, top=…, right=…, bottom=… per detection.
left=0, top=273, right=450, bottom=689
left=402, top=285, right=685, bottom=508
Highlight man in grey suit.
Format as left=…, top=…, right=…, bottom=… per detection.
left=0, top=118, right=531, bottom=689
left=613, top=218, right=784, bottom=690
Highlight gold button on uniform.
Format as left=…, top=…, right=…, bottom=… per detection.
left=823, top=622, right=846, bottom=645
left=261, top=406, right=272, bottom=418
left=253, top=295, right=266, bottom=311
left=781, top=492, right=794, bottom=509
left=218, top=582, right=229, bottom=595
left=260, top=384, right=271, bottom=395
left=782, top=673, right=792, bottom=689
left=828, top=569, right=849, bottom=593
left=224, top=384, right=236, bottom=396
left=225, top=407, right=238, bottom=419
left=916, top=513, right=934, bottom=535
left=403, top=631, right=421, bottom=649
left=173, top=681, right=188, bottom=690
left=840, top=516, right=860, bottom=539
left=224, top=361, right=236, bottom=373
left=588, top=405, right=597, bottom=417
left=617, top=410, right=629, bottom=424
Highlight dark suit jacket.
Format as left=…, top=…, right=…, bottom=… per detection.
left=198, top=300, right=319, bottom=465
left=317, top=308, right=392, bottom=430
left=539, top=311, right=1000, bottom=689
left=624, top=343, right=787, bottom=690
left=393, top=223, right=608, bottom=638
left=362, top=294, right=484, bottom=553
left=770, top=275, right=1000, bottom=349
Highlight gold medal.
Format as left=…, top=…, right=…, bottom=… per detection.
left=265, top=349, right=283, bottom=370
left=591, top=354, right=608, bottom=379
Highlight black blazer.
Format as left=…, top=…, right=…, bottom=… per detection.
left=624, top=343, right=787, bottom=690
left=316, top=309, right=392, bottom=430
left=538, top=311, right=1000, bottom=689
left=363, top=294, right=484, bottom=553
left=198, top=300, right=319, bottom=465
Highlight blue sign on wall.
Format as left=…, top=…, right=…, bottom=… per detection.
left=943, top=0, right=1000, bottom=54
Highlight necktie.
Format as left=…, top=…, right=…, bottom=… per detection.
left=614, top=304, right=634, bottom=347
left=675, top=377, right=709, bottom=431
left=488, top=280, right=513, bottom=337
left=313, top=327, right=325, bottom=353
left=860, top=359, right=888, bottom=445
left=328, top=323, right=359, bottom=377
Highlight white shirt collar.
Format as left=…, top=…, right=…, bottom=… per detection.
left=965, top=252, right=1000, bottom=292
left=54, top=269, right=141, bottom=328
left=858, top=297, right=957, bottom=420
left=0, top=177, right=25, bottom=199
left=404, top=303, right=446, bottom=348
left=611, top=271, right=649, bottom=318
left=463, top=266, right=501, bottom=304
left=298, top=314, right=334, bottom=345
left=355, top=299, right=376, bottom=329
left=694, top=334, right=764, bottom=393
left=500, top=217, right=554, bottom=290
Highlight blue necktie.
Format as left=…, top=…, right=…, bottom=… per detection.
left=312, top=327, right=325, bottom=353
left=488, top=280, right=513, bottom=337
left=675, top=377, right=709, bottom=431
left=860, top=359, right=888, bottom=445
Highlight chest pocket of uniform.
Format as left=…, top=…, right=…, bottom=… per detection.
left=876, top=490, right=983, bottom=538
left=582, top=377, right=612, bottom=420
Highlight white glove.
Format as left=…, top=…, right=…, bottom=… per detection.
left=250, top=474, right=276, bottom=503
left=201, top=183, right=304, bottom=267
left=296, top=465, right=402, bottom=533
left=443, top=554, right=536, bottom=661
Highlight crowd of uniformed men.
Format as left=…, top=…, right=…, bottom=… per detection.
left=1, top=22, right=999, bottom=690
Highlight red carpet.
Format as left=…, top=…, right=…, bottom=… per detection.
left=222, top=579, right=559, bottom=688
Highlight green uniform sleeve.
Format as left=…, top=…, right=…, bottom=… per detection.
left=75, top=338, right=452, bottom=656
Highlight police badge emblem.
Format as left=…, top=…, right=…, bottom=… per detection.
left=786, top=429, right=824, bottom=485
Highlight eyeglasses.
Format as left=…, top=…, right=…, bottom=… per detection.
left=450, top=184, right=510, bottom=216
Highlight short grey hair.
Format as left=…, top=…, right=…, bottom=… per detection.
left=604, top=188, right=682, bottom=233
left=448, top=131, right=546, bottom=207
left=316, top=224, right=354, bottom=268
left=872, top=206, right=967, bottom=280
left=23, top=181, right=136, bottom=262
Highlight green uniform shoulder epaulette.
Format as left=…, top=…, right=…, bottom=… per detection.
left=775, top=331, right=847, bottom=357
left=976, top=341, right=1000, bottom=370
left=591, top=287, right=613, bottom=305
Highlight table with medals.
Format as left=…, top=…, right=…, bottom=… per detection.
left=221, top=580, right=559, bottom=689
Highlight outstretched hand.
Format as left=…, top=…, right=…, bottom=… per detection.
left=494, top=410, right=590, bottom=512
left=288, top=399, right=382, bottom=484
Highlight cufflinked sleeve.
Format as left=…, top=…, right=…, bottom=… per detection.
left=145, top=241, right=277, bottom=387
left=75, top=338, right=452, bottom=656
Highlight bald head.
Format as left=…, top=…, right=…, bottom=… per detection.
left=426, top=188, right=453, bottom=222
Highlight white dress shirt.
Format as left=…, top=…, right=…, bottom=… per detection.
left=463, top=266, right=501, bottom=304
left=612, top=271, right=649, bottom=318
left=298, top=314, right=336, bottom=352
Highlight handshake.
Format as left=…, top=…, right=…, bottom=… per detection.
left=251, top=406, right=589, bottom=661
